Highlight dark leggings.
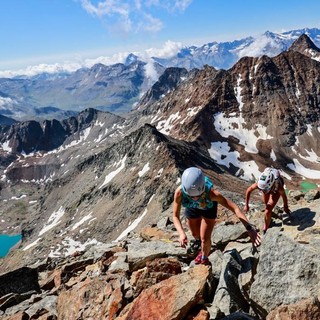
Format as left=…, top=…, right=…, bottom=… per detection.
left=184, top=203, right=217, bottom=220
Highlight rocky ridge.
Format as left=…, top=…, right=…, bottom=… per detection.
left=131, top=34, right=320, bottom=186
left=0, top=191, right=319, bottom=319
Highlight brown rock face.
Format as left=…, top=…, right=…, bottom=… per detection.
left=289, top=34, right=320, bottom=59
left=266, top=296, right=320, bottom=320
left=56, top=276, right=127, bottom=320
left=120, top=265, right=210, bottom=320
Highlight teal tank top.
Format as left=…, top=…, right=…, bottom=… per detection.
left=181, top=177, right=216, bottom=209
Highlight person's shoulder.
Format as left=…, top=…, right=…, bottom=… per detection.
left=175, top=186, right=183, bottom=196
left=209, top=187, right=221, bottom=198
left=248, top=182, right=258, bottom=189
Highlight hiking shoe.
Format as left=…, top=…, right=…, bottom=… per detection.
left=194, top=252, right=202, bottom=265
left=201, top=257, right=210, bottom=266
left=187, top=239, right=201, bottom=255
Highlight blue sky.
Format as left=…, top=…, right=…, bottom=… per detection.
left=1, top=0, right=320, bottom=74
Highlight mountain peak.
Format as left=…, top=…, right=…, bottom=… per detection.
left=125, top=53, right=138, bottom=66
left=289, top=34, right=320, bottom=54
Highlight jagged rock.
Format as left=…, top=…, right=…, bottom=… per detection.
left=289, top=34, right=320, bottom=60
left=304, top=189, right=320, bottom=202
left=211, top=222, right=249, bottom=248
left=132, top=257, right=182, bottom=296
left=223, top=242, right=258, bottom=301
left=139, top=225, right=176, bottom=241
left=1, top=311, right=30, bottom=320
left=38, top=269, right=62, bottom=291
left=126, top=239, right=187, bottom=271
left=288, top=190, right=305, bottom=201
left=56, top=274, right=130, bottom=319
left=208, top=249, right=250, bottom=318
left=0, top=291, right=38, bottom=312
left=190, top=309, right=210, bottom=320
left=138, top=67, right=189, bottom=109
left=108, top=252, right=130, bottom=273
left=250, top=228, right=320, bottom=317
left=0, top=268, right=40, bottom=299
left=117, top=265, right=210, bottom=320
left=24, top=295, right=57, bottom=319
left=222, top=312, right=256, bottom=319
left=208, top=250, right=224, bottom=280
left=0, top=195, right=319, bottom=319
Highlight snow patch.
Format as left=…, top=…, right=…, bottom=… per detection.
left=39, top=206, right=65, bottom=236
left=287, top=159, right=320, bottom=179
left=99, top=155, right=127, bottom=189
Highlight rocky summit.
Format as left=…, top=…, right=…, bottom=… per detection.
left=0, top=34, right=319, bottom=319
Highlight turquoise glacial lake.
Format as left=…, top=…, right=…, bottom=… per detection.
left=0, top=234, right=22, bottom=258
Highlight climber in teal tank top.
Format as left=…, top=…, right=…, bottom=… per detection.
left=173, top=167, right=261, bottom=266
left=181, top=176, right=216, bottom=209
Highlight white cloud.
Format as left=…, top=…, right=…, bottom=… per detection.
left=0, top=40, right=183, bottom=78
left=0, top=97, right=14, bottom=107
left=237, top=34, right=283, bottom=58
left=138, top=12, right=163, bottom=32
left=79, top=0, right=192, bottom=34
left=0, top=62, right=83, bottom=78
left=144, top=60, right=159, bottom=82
left=145, top=40, right=183, bottom=58
left=145, top=0, right=192, bottom=12
left=80, top=0, right=130, bottom=18
left=173, top=0, right=192, bottom=11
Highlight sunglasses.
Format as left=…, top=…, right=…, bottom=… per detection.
left=190, top=192, right=205, bottom=200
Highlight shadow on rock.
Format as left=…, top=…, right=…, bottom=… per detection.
left=284, top=208, right=316, bottom=231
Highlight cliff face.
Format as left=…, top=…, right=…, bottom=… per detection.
left=0, top=108, right=125, bottom=154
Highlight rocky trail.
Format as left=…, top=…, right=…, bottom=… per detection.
left=0, top=190, right=319, bottom=320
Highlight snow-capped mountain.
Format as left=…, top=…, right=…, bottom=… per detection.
left=131, top=34, right=320, bottom=185
left=1, top=28, right=320, bottom=121
left=154, top=28, right=320, bottom=70
left=0, top=61, right=165, bottom=121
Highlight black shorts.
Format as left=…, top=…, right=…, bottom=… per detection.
left=184, top=203, right=217, bottom=220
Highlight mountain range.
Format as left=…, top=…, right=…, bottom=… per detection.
left=0, top=30, right=320, bottom=319
left=0, top=32, right=319, bottom=261
left=1, top=27, right=320, bottom=121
